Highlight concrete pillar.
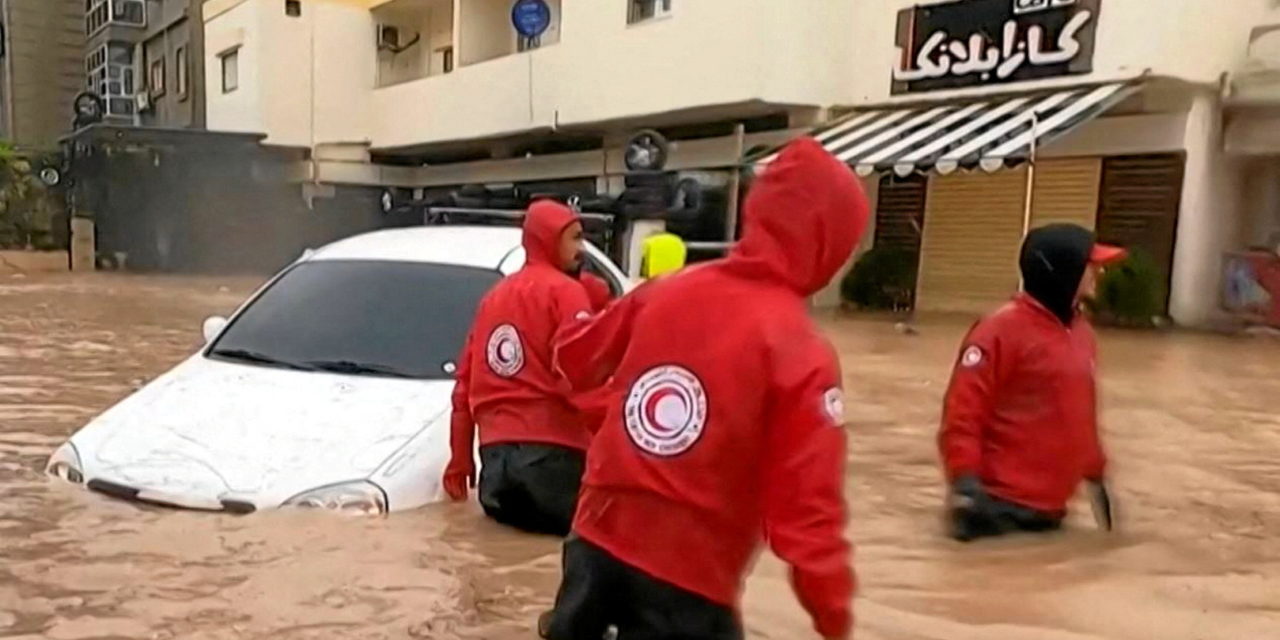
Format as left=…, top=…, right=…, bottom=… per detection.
left=625, top=219, right=665, bottom=279
left=1168, top=89, right=1240, bottom=327
left=70, top=217, right=95, bottom=272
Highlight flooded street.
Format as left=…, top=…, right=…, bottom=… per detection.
left=2, top=274, right=1279, bottom=639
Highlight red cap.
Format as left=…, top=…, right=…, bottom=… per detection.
left=1090, top=243, right=1127, bottom=266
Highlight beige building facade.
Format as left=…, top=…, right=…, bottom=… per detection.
left=202, top=0, right=1280, bottom=325
left=0, top=0, right=83, bottom=150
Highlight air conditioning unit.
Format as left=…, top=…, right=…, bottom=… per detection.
left=376, top=24, right=401, bottom=50
left=134, top=92, right=152, bottom=113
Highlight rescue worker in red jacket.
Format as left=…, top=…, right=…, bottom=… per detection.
left=443, top=200, right=596, bottom=536
left=540, top=138, right=868, bottom=640
left=940, top=223, right=1125, bottom=542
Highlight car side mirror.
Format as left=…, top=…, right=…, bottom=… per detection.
left=202, top=316, right=228, bottom=343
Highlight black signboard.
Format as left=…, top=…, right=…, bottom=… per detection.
left=891, top=0, right=1101, bottom=95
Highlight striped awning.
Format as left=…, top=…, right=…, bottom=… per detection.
left=757, top=82, right=1137, bottom=177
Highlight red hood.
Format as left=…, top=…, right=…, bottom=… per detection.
left=730, top=138, right=870, bottom=294
left=523, top=200, right=579, bottom=268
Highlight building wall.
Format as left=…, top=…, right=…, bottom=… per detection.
left=207, top=0, right=854, bottom=149
left=312, top=4, right=375, bottom=145
left=204, top=0, right=266, bottom=137
left=206, top=0, right=375, bottom=147
left=140, top=0, right=206, bottom=128
left=458, top=0, right=512, bottom=65
left=67, top=127, right=386, bottom=274
left=0, top=0, right=83, bottom=149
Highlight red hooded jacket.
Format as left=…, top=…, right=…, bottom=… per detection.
left=447, top=201, right=596, bottom=474
left=553, top=139, right=868, bottom=638
left=579, top=272, right=613, bottom=312
left=939, top=294, right=1107, bottom=514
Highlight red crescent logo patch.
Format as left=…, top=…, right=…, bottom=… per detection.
left=624, top=366, right=708, bottom=456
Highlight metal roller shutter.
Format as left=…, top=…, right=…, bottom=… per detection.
left=1029, top=157, right=1102, bottom=231
left=874, top=174, right=927, bottom=253
left=917, top=167, right=1028, bottom=313
left=1096, top=154, right=1185, bottom=310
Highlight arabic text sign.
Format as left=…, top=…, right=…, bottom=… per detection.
left=892, top=0, right=1101, bottom=95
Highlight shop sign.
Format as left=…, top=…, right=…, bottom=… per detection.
left=892, top=0, right=1101, bottom=95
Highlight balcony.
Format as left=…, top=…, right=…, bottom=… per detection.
left=374, top=0, right=562, bottom=88
left=86, top=0, right=146, bottom=36
left=1231, top=18, right=1280, bottom=105
left=86, top=41, right=137, bottom=119
left=368, top=0, right=850, bottom=150
left=374, top=0, right=455, bottom=87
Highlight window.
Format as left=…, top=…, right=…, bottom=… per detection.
left=207, top=261, right=502, bottom=380
left=148, top=57, right=165, bottom=98
left=175, top=46, right=188, bottom=100
left=86, top=42, right=136, bottom=117
left=86, top=0, right=145, bottom=35
left=221, top=49, right=239, bottom=94
left=627, top=0, right=672, bottom=24
left=285, top=0, right=301, bottom=17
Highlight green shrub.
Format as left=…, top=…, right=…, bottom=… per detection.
left=841, top=247, right=918, bottom=311
left=1091, top=250, right=1166, bottom=327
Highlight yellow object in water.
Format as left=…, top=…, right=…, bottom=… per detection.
left=641, top=232, right=687, bottom=279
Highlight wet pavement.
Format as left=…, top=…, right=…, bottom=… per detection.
left=1, top=273, right=1278, bottom=639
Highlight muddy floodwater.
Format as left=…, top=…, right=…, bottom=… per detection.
left=2, top=273, right=1279, bottom=640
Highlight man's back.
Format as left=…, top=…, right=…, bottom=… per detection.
left=550, top=138, right=869, bottom=639
left=574, top=261, right=839, bottom=601
left=448, top=201, right=595, bottom=455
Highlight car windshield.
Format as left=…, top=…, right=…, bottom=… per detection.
left=208, top=260, right=500, bottom=380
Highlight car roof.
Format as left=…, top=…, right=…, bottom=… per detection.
left=306, top=226, right=522, bottom=270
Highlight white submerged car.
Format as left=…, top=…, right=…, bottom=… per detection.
left=46, top=226, right=628, bottom=515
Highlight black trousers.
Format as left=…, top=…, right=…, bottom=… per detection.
left=545, top=536, right=743, bottom=640
left=950, top=495, right=1063, bottom=542
left=478, top=443, right=585, bottom=537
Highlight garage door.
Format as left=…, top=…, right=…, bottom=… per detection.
left=916, top=167, right=1028, bottom=313
left=1029, top=157, right=1102, bottom=231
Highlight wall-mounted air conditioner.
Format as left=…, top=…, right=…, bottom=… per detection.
left=376, top=24, right=401, bottom=50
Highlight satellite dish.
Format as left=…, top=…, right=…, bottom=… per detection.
left=38, top=167, right=61, bottom=187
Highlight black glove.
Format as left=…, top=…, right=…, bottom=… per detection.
left=948, top=475, right=994, bottom=542
left=1088, top=480, right=1114, bottom=532
left=951, top=475, right=991, bottom=510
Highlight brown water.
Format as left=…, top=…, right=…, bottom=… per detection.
left=1, top=274, right=1279, bottom=639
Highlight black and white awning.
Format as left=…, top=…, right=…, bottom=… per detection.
left=757, top=82, right=1137, bottom=177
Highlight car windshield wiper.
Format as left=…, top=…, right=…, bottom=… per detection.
left=210, top=348, right=314, bottom=371
left=304, top=360, right=419, bottom=379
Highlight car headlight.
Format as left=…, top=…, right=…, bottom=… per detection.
left=46, top=442, right=85, bottom=484
left=283, top=481, right=388, bottom=516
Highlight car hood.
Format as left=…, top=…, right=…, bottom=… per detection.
left=70, top=355, right=452, bottom=506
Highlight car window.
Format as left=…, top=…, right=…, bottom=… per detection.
left=208, top=260, right=500, bottom=380
left=498, top=244, right=624, bottom=297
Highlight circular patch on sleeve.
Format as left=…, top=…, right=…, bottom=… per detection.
left=960, top=345, right=985, bottom=368
left=823, top=388, right=845, bottom=425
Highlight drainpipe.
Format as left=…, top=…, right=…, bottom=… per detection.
left=2, top=0, right=17, bottom=139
